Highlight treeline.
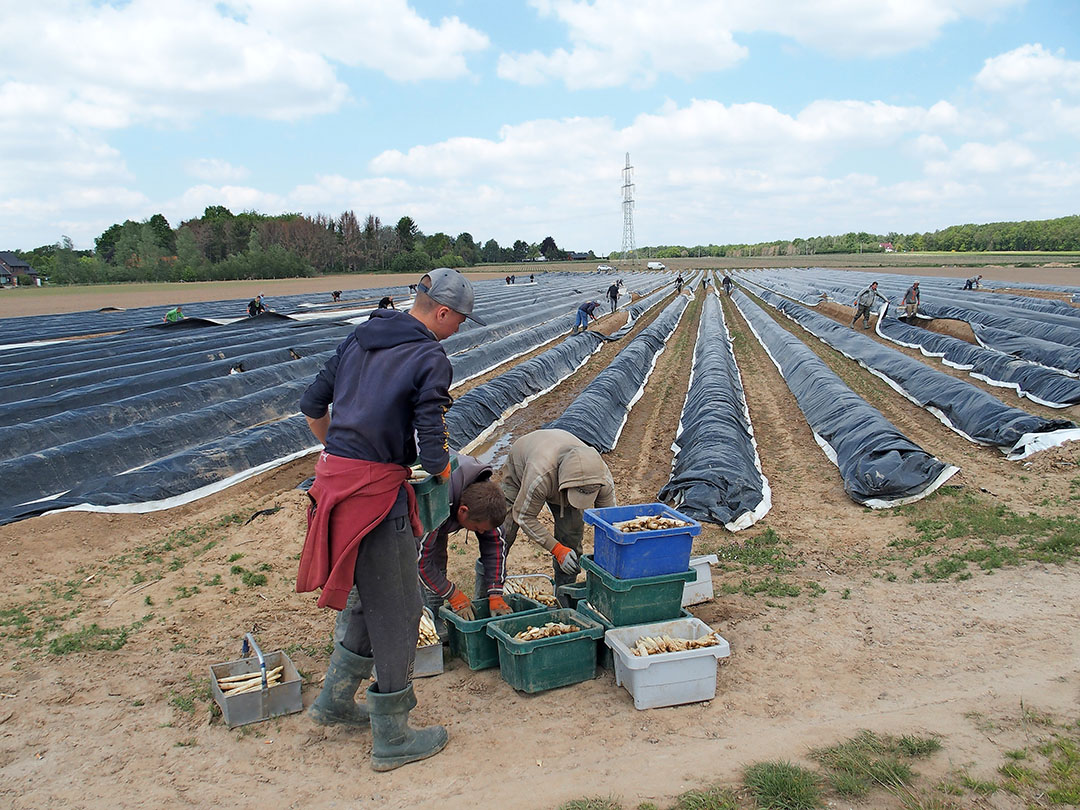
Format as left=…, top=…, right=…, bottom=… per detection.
left=18, top=208, right=595, bottom=285
left=616, top=214, right=1080, bottom=260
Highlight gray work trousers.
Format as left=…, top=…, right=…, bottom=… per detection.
left=340, top=514, right=422, bottom=694
left=478, top=499, right=585, bottom=596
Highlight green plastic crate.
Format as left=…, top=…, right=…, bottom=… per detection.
left=556, top=582, right=588, bottom=610
left=572, top=601, right=615, bottom=670
left=485, top=609, right=605, bottom=693
left=580, top=554, right=695, bottom=627
left=439, top=593, right=548, bottom=671
left=410, top=456, right=458, bottom=534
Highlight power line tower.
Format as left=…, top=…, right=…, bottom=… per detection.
left=621, top=152, right=638, bottom=267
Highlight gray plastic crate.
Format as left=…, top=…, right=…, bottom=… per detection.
left=682, top=554, right=718, bottom=606
left=604, top=617, right=730, bottom=710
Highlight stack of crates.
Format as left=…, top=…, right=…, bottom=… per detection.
left=578, top=503, right=701, bottom=668
left=582, top=503, right=732, bottom=710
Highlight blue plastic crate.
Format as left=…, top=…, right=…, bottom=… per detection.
left=583, top=503, right=701, bottom=579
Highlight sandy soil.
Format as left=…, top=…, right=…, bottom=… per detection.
left=2, top=271, right=1080, bottom=810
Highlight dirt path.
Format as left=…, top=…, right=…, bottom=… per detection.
left=2, top=274, right=1080, bottom=810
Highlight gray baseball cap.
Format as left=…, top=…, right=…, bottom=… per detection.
left=418, top=267, right=486, bottom=325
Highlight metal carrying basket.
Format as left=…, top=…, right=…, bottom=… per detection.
left=209, top=632, right=303, bottom=728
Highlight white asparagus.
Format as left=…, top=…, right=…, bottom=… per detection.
left=223, top=674, right=282, bottom=696
left=504, top=577, right=559, bottom=606
left=217, top=665, right=283, bottom=684
left=612, top=515, right=691, bottom=532
left=513, top=621, right=578, bottom=641
left=630, top=631, right=723, bottom=656
left=220, top=672, right=283, bottom=692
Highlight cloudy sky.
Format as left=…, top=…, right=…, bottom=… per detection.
left=2, top=0, right=1078, bottom=254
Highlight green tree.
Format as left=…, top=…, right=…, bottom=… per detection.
left=511, top=240, right=528, bottom=262
left=455, top=232, right=478, bottom=266
left=390, top=250, right=433, bottom=275
left=148, top=213, right=176, bottom=254
left=480, top=238, right=501, bottom=263
left=396, top=216, right=418, bottom=252
left=95, top=223, right=123, bottom=263
left=539, top=235, right=560, bottom=260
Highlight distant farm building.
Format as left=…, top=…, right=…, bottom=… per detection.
left=0, top=252, right=41, bottom=286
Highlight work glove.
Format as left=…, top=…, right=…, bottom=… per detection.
left=434, top=460, right=453, bottom=485
left=488, top=594, right=513, bottom=617
left=446, top=587, right=475, bottom=621
left=551, top=543, right=580, bottom=576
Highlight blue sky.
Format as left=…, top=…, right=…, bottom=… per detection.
left=2, top=0, right=1078, bottom=254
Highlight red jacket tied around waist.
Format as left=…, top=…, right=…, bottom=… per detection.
left=296, top=452, right=423, bottom=610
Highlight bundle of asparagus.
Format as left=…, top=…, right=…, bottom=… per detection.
left=612, top=515, right=691, bottom=532
left=418, top=611, right=440, bottom=647
left=513, top=622, right=578, bottom=641
left=217, top=665, right=283, bottom=695
left=630, top=631, right=723, bottom=656
left=504, top=577, right=559, bottom=606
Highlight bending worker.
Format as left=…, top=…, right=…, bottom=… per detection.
left=901, top=281, right=920, bottom=318
left=493, top=428, right=615, bottom=594
left=607, top=282, right=620, bottom=313
left=419, top=453, right=510, bottom=632
left=851, top=281, right=888, bottom=330
left=572, top=300, right=602, bottom=334
left=296, top=267, right=483, bottom=772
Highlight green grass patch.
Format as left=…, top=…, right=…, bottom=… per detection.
left=721, top=578, right=801, bottom=598
left=716, top=528, right=802, bottom=573
left=48, top=614, right=153, bottom=655
left=672, top=785, right=738, bottom=810
left=810, top=730, right=941, bottom=801
left=743, top=760, right=822, bottom=809
left=889, top=490, right=1080, bottom=580
left=558, top=798, right=622, bottom=810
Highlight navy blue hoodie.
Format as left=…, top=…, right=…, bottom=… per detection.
left=300, top=309, right=452, bottom=476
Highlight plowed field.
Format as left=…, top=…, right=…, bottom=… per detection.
left=2, top=267, right=1079, bottom=810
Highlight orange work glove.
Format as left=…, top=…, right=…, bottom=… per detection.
left=551, top=543, right=580, bottom=575
left=446, top=587, right=475, bottom=621
left=434, top=460, right=453, bottom=485
left=488, top=594, right=512, bottom=616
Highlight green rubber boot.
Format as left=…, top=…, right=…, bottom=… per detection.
left=366, top=683, right=448, bottom=771
left=307, top=643, right=374, bottom=727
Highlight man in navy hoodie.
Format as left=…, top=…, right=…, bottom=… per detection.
left=297, top=267, right=483, bottom=771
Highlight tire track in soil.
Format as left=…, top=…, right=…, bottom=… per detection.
left=603, top=291, right=701, bottom=508
left=717, top=294, right=876, bottom=557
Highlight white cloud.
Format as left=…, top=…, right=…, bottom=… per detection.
left=925, top=141, right=1036, bottom=176
left=499, top=0, right=1022, bottom=88
left=185, top=159, right=251, bottom=183
left=976, top=43, right=1080, bottom=96
left=239, top=0, right=490, bottom=81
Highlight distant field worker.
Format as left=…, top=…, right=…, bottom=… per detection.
left=851, top=282, right=888, bottom=330
left=675, top=274, right=685, bottom=293
left=419, top=453, right=509, bottom=633
left=162, top=305, right=184, bottom=323
left=607, top=282, right=620, bottom=313
left=247, top=293, right=266, bottom=317
left=495, top=429, right=616, bottom=594
left=572, top=300, right=601, bottom=334
left=901, top=282, right=921, bottom=318
left=297, top=267, right=484, bottom=771
left=963, top=274, right=983, bottom=290
left=722, top=274, right=733, bottom=295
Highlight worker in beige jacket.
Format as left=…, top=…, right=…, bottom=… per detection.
left=483, top=428, right=616, bottom=595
